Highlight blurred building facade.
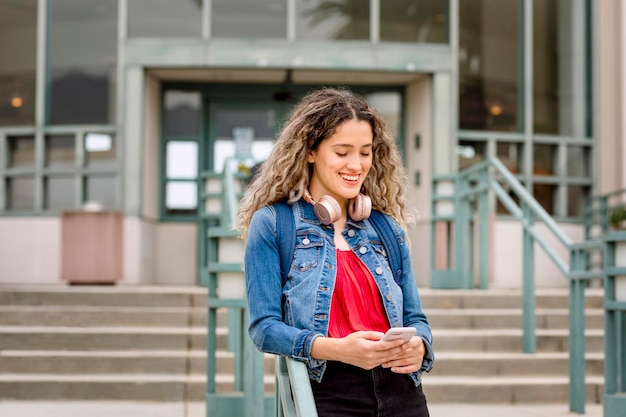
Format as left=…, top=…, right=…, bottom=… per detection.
left=0, top=0, right=623, bottom=288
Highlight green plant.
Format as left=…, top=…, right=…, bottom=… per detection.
left=609, top=207, right=626, bottom=229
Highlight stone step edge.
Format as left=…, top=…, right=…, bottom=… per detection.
left=0, top=350, right=604, bottom=360
left=0, top=306, right=606, bottom=314
left=0, top=326, right=604, bottom=337
left=0, top=374, right=604, bottom=385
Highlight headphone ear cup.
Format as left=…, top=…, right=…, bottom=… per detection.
left=348, top=194, right=372, bottom=221
left=315, top=196, right=342, bottom=225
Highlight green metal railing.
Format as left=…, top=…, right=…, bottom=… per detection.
left=433, top=157, right=604, bottom=414
left=275, top=357, right=318, bottom=417
left=202, top=157, right=316, bottom=417
left=602, top=231, right=626, bottom=417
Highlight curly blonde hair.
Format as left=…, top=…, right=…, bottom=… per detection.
left=237, top=87, right=414, bottom=240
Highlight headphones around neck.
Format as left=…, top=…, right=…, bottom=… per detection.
left=304, top=189, right=372, bottom=225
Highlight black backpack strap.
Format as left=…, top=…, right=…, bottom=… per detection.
left=274, top=202, right=295, bottom=286
left=369, top=210, right=403, bottom=285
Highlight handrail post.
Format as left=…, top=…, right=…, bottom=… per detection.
left=243, top=313, right=267, bottom=416
left=568, top=248, right=586, bottom=414
left=455, top=175, right=469, bottom=288
left=522, top=201, right=536, bottom=353
left=478, top=166, right=489, bottom=289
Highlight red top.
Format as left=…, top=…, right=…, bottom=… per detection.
left=328, top=250, right=390, bottom=338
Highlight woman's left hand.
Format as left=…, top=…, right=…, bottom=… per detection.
left=380, top=336, right=425, bottom=374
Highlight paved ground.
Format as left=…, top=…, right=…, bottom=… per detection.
left=0, top=401, right=604, bottom=417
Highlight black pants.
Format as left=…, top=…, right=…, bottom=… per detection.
left=310, top=361, right=430, bottom=417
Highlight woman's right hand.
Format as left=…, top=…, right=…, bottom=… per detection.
left=310, top=331, right=409, bottom=370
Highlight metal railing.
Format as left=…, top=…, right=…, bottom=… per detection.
left=275, top=357, right=318, bottom=417
left=203, top=157, right=317, bottom=417
left=434, top=157, right=604, bottom=414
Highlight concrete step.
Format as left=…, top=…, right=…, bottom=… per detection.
left=0, top=286, right=605, bottom=309
left=419, top=288, right=604, bottom=310
left=0, top=285, right=606, bottom=403
left=431, top=328, right=605, bottom=352
left=0, top=326, right=605, bottom=353
left=0, top=373, right=604, bottom=403
left=0, top=350, right=603, bottom=378
left=0, top=285, right=208, bottom=307
left=0, top=306, right=605, bottom=330
left=0, top=350, right=276, bottom=376
left=0, top=374, right=272, bottom=401
left=429, top=352, right=604, bottom=376
left=422, top=375, right=605, bottom=403
left=427, top=308, right=604, bottom=329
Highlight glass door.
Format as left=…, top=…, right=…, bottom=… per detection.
left=206, top=101, right=284, bottom=174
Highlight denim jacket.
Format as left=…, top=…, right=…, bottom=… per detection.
left=244, top=199, right=434, bottom=385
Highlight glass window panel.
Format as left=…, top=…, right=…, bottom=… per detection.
left=214, top=108, right=276, bottom=171
left=48, top=0, right=117, bottom=125
left=44, top=176, right=74, bottom=210
left=212, top=0, right=287, bottom=39
left=457, top=140, right=486, bottom=171
left=496, top=142, right=523, bottom=173
left=533, top=0, right=584, bottom=135
left=380, top=0, right=448, bottom=43
left=296, top=0, right=369, bottom=40
left=7, top=135, right=35, bottom=168
left=45, top=135, right=74, bottom=168
left=533, top=144, right=557, bottom=176
left=128, top=0, right=201, bottom=38
left=165, top=181, right=197, bottom=210
left=533, top=183, right=556, bottom=214
left=166, top=141, right=198, bottom=179
left=165, top=91, right=201, bottom=137
left=567, top=186, right=589, bottom=217
left=6, top=177, right=34, bottom=210
left=85, top=133, right=116, bottom=169
left=459, top=0, right=520, bottom=131
left=216, top=109, right=275, bottom=139
left=566, top=146, right=590, bottom=177
left=85, top=176, right=115, bottom=208
left=0, top=0, right=37, bottom=126
left=367, top=92, right=401, bottom=138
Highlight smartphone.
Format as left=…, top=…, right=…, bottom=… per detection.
left=380, top=327, right=416, bottom=342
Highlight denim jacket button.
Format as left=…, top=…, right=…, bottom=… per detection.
left=359, top=247, right=367, bottom=254
left=302, top=238, right=310, bottom=245
left=375, top=267, right=383, bottom=275
left=386, top=294, right=393, bottom=301
left=347, top=229, right=356, bottom=237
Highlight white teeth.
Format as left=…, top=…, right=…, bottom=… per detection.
left=341, top=174, right=358, bottom=181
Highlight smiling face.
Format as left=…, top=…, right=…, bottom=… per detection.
left=307, top=118, right=374, bottom=211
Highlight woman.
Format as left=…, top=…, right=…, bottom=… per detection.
left=238, top=87, right=433, bottom=416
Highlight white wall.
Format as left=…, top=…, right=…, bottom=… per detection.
left=492, top=221, right=585, bottom=288
left=405, top=76, right=433, bottom=288
left=0, top=218, right=60, bottom=284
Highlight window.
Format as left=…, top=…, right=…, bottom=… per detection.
left=7, top=136, right=35, bottom=168
left=6, top=176, right=35, bottom=211
left=380, top=0, right=448, bottom=43
left=165, top=142, right=199, bottom=216
left=0, top=0, right=37, bottom=126
left=212, top=0, right=287, bottom=38
left=2, top=132, right=118, bottom=213
left=457, top=1, right=593, bottom=220
left=296, top=0, right=369, bottom=40
left=47, top=0, right=117, bottom=125
left=128, top=0, right=202, bottom=38
left=533, top=0, right=586, bottom=136
left=163, top=90, right=202, bottom=217
left=459, top=0, right=520, bottom=132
